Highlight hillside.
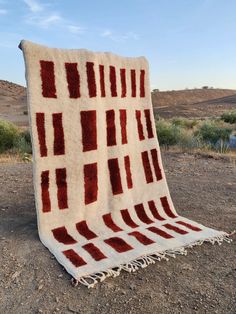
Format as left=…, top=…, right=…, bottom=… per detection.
left=0, top=80, right=27, bottom=127
left=0, top=80, right=236, bottom=127
left=152, top=88, right=236, bottom=118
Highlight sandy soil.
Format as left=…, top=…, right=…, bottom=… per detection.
left=0, top=151, right=235, bottom=314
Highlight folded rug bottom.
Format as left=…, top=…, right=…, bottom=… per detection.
left=40, top=209, right=229, bottom=288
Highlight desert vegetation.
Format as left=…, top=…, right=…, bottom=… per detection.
left=0, top=111, right=235, bottom=160
left=155, top=114, right=235, bottom=153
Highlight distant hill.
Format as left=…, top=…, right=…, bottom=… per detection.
left=152, top=88, right=236, bottom=118
left=0, top=80, right=27, bottom=127
left=0, top=80, right=236, bottom=127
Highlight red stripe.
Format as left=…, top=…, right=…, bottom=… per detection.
left=120, top=209, right=139, bottom=228
left=163, top=223, right=188, bottom=235
left=110, top=65, right=117, bottom=97
left=41, top=170, right=51, bottom=212
left=124, top=155, right=133, bottom=189
left=76, top=220, right=97, bottom=240
left=99, top=65, right=106, bottom=97
left=104, top=237, right=133, bottom=253
left=86, top=62, right=96, bottom=97
left=136, top=110, right=145, bottom=140
left=40, top=60, right=57, bottom=98
left=63, top=249, right=87, bottom=267
left=147, top=226, right=174, bottom=239
left=140, top=69, right=145, bottom=97
left=36, top=113, right=47, bottom=157
left=141, top=151, right=153, bottom=183
left=103, top=213, right=123, bottom=232
left=119, top=109, right=128, bottom=144
left=150, top=149, right=162, bottom=181
left=148, top=200, right=165, bottom=221
left=108, top=158, right=123, bottom=195
left=134, top=203, right=154, bottom=224
left=160, top=196, right=177, bottom=218
left=120, top=68, right=126, bottom=97
left=131, top=69, right=136, bottom=97
left=106, top=110, right=116, bottom=146
left=176, top=221, right=202, bottom=232
left=53, top=113, right=65, bottom=155
left=81, top=111, right=97, bottom=152
left=52, top=226, right=77, bottom=244
left=56, top=168, right=68, bottom=210
left=65, top=62, right=80, bottom=98
left=84, top=163, right=98, bottom=205
left=82, top=243, right=107, bottom=261
left=129, top=231, right=154, bottom=245
left=144, top=109, right=154, bottom=138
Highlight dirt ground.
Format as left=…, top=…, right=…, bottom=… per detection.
left=0, top=151, right=235, bottom=314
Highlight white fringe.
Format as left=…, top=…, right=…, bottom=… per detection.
left=71, top=233, right=233, bottom=289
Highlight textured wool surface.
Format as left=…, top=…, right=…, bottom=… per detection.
left=20, top=40, right=228, bottom=286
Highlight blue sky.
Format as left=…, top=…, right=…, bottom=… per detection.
left=0, top=0, right=236, bottom=90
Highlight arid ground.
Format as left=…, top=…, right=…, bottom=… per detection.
left=0, top=151, right=235, bottom=314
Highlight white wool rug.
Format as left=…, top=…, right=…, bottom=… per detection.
left=20, top=40, right=230, bottom=288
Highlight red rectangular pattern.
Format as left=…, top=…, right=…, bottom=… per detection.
left=160, top=196, right=177, bottom=219
left=147, top=226, right=174, bottom=239
left=104, top=237, right=133, bottom=253
left=131, top=69, right=136, bottom=97
left=134, top=203, right=154, bottom=224
left=41, top=170, right=51, bottom=212
left=128, top=231, right=154, bottom=245
left=110, top=66, right=117, bottom=97
left=56, top=168, right=68, bottom=209
left=140, top=69, right=145, bottom=97
left=52, top=226, right=77, bottom=244
left=103, top=213, right=123, bottom=232
left=36, top=113, right=47, bottom=157
left=141, top=151, right=153, bottom=183
left=120, top=209, right=139, bottom=228
left=119, top=109, right=128, bottom=144
left=65, top=62, right=80, bottom=98
left=108, top=158, right=123, bottom=195
left=99, top=65, right=106, bottom=97
left=86, top=62, right=97, bottom=97
left=81, top=111, right=97, bottom=152
left=53, top=113, right=65, bottom=155
left=124, top=155, right=133, bottom=189
left=106, top=109, right=116, bottom=146
left=76, top=221, right=97, bottom=240
left=150, top=149, right=162, bottom=181
left=120, top=68, right=127, bottom=97
left=40, top=60, right=57, bottom=98
left=136, top=110, right=145, bottom=140
left=82, top=243, right=107, bottom=261
left=144, top=109, right=154, bottom=138
left=163, top=223, right=188, bottom=235
left=84, top=163, right=98, bottom=204
left=63, top=249, right=86, bottom=267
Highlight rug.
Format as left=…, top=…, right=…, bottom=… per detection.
left=19, top=40, right=230, bottom=288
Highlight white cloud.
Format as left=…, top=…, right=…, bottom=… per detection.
left=100, top=29, right=139, bottom=42
left=0, top=8, right=7, bottom=14
left=67, top=25, right=85, bottom=35
left=23, top=0, right=43, bottom=13
left=27, top=13, right=63, bottom=28
left=101, top=30, right=112, bottom=37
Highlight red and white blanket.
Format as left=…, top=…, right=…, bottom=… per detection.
left=20, top=40, right=229, bottom=287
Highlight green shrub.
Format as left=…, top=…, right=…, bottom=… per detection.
left=178, top=130, right=202, bottom=151
left=172, top=118, right=198, bottom=129
left=0, top=120, right=20, bottom=153
left=194, top=122, right=232, bottom=147
left=156, top=120, right=181, bottom=148
left=14, top=130, right=32, bottom=154
left=221, top=111, right=236, bottom=124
